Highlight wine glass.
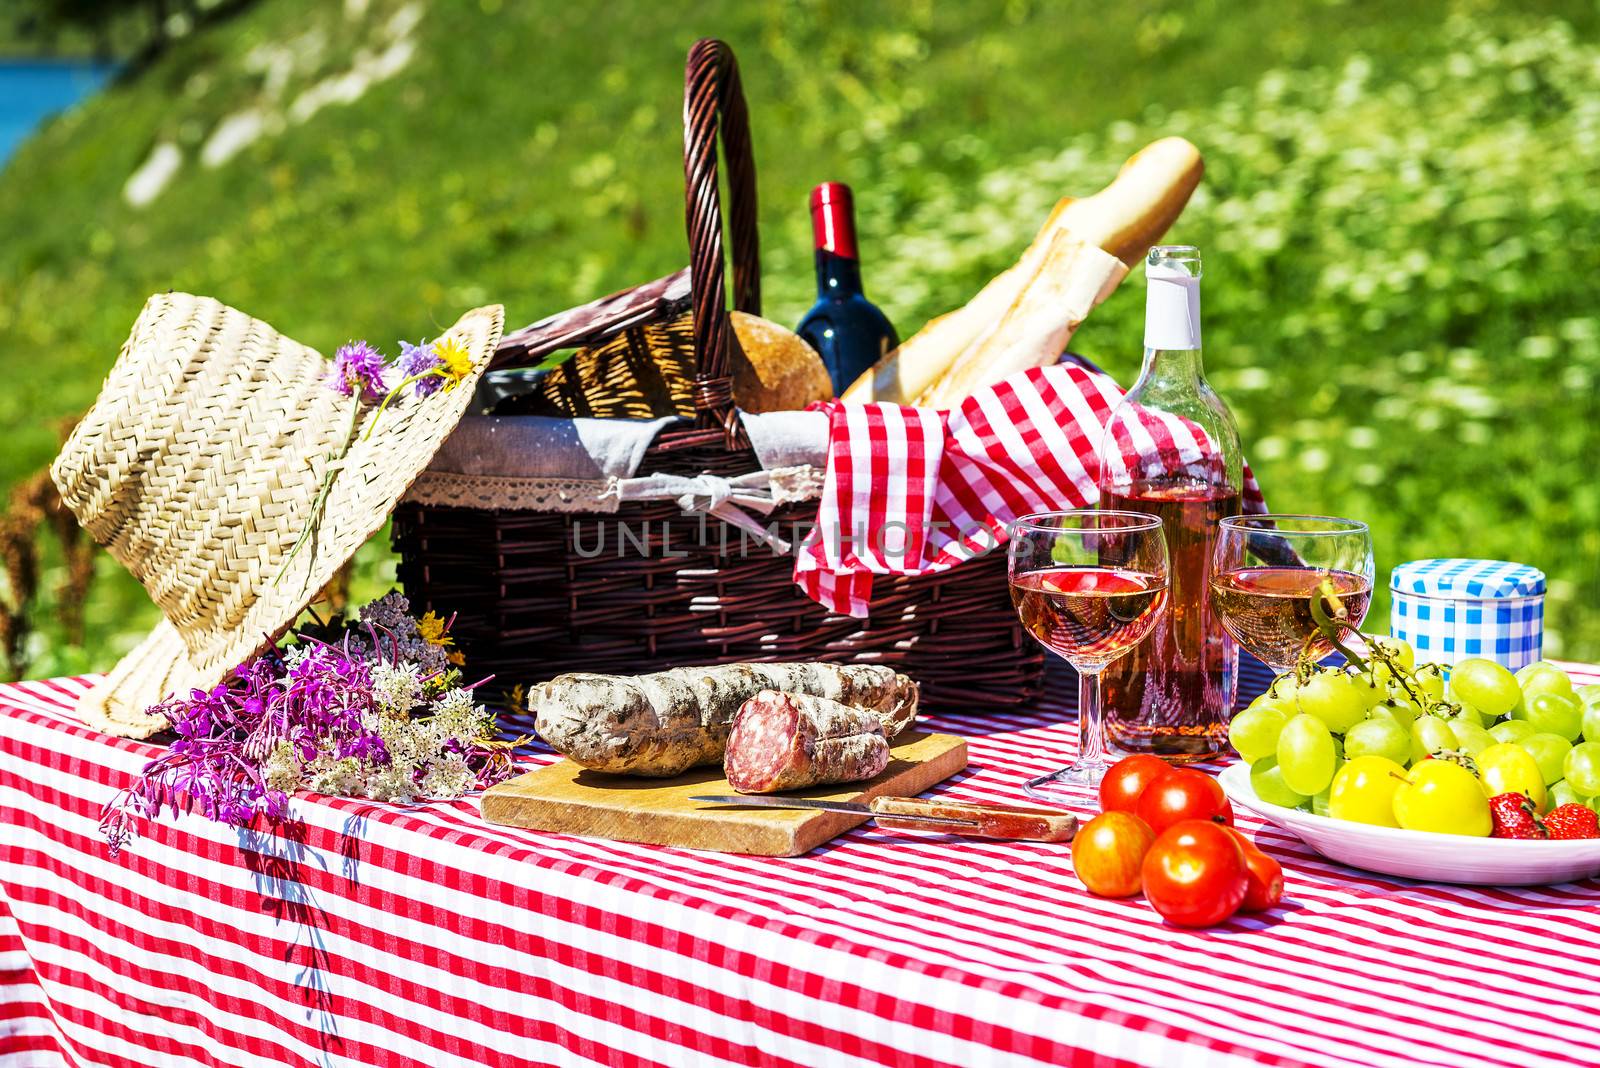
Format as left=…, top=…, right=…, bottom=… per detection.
left=1008, top=511, right=1170, bottom=801
left=1209, top=514, right=1375, bottom=674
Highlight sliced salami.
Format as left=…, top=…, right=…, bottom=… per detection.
left=724, top=690, right=890, bottom=794
left=535, top=662, right=917, bottom=777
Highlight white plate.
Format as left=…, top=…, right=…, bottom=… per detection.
left=1218, top=763, right=1600, bottom=886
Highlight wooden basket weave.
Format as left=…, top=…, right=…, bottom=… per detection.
left=391, top=40, right=1044, bottom=711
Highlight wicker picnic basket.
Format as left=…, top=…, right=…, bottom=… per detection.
left=390, top=39, right=1044, bottom=711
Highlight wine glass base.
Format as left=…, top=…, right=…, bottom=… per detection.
left=1023, top=763, right=1105, bottom=805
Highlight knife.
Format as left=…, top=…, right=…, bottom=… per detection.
left=688, top=795, right=1078, bottom=843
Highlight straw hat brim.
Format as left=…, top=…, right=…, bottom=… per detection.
left=54, top=293, right=505, bottom=738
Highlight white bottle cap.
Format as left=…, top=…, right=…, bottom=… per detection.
left=1144, top=246, right=1202, bottom=351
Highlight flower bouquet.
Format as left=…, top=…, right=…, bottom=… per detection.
left=100, top=591, right=518, bottom=855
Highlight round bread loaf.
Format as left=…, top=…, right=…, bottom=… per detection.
left=730, top=311, right=834, bottom=412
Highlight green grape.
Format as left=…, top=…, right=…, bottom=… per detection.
left=1516, top=662, right=1575, bottom=706
left=1579, top=683, right=1600, bottom=711
left=1269, top=675, right=1301, bottom=706
left=1388, top=688, right=1429, bottom=720
left=1563, top=742, right=1600, bottom=796
left=1250, top=756, right=1309, bottom=809
left=1412, top=664, right=1446, bottom=704
left=1370, top=637, right=1416, bottom=687
left=1449, top=658, right=1521, bottom=718
left=1297, top=671, right=1368, bottom=733
left=1448, top=719, right=1494, bottom=758
left=1549, top=780, right=1588, bottom=809
left=1278, top=714, right=1337, bottom=796
left=1514, top=692, right=1583, bottom=742
left=1351, top=672, right=1386, bottom=711
left=1310, top=787, right=1332, bottom=817
left=1246, top=692, right=1294, bottom=716
left=1344, top=717, right=1412, bottom=764
left=1490, top=719, right=1538, bottom=745
left=1582, top=704, right=1600, bottom=745
left=1411, top=715, right=1457, bottom=763
left=1448, top=700, right=1487, bottom=728
left=1368, top=700, right=1416, bottom=731
left=1229, top=703, right=1291, bottom=763
left=1521, top=732, right=1573, bottom=786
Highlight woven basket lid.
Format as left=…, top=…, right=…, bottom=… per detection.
left=50, top=292, right=505, bottom=737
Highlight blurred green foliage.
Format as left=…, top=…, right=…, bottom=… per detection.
left=1, top=0, right=1597, bottom=678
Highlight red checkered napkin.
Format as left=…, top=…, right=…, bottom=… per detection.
left=793, top=356, right=1267, bottom=617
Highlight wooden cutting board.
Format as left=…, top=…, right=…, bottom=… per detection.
left=482, top=730, right=968, bottom=856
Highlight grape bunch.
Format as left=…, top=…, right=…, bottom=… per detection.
left=1229, top=640, right=1600, bottom=838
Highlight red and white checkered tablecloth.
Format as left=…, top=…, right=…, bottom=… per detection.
left=4, top=661, right=1600, bottom=1068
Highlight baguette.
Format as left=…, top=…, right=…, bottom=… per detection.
left=839, top=197, right=1075, bottom=405
left=916, top=233, right=1125, bottom=407
left=840, top=137, right=1202, bottom=405
left=1047, top=136, right=1204, bottom=268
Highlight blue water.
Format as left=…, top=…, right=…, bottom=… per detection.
left=0, top=59, right=115, bottom=167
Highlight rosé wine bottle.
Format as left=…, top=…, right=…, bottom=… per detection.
left=1097, top=246, right=1244, bottom=762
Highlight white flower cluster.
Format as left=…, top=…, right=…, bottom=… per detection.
left=357, top=670, right=492, bottom=805
left=372, top=661, right=425, bottom=718
left=262, top=612, right=497, bottom=807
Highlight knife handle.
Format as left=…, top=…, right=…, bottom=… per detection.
left=867, top=797, right=1078, bottom=842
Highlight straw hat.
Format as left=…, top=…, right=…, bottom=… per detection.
left=50, top=292, right=505, bottom=738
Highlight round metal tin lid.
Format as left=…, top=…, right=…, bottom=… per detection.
left=1390, top=558, right=1546, bottom=599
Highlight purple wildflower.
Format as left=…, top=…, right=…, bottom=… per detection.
left=328, top=341, right=388, bottom=404
left=397, top=339, right=444, bottom=398
left=101, top=593, right=513, bottom=857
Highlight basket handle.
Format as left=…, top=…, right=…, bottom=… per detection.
left=684, top=38, right=760, bottom=446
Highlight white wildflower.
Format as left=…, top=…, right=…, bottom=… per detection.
left=419, top=754, right=473, bottom=798
left=430, top=688, right=490, bottom=740
left=361, top=762, right=420, bottom=805
left=262, top=741, right=303, bottom=792
left=305, top=754, right=364, bottom=796
left=371, top=661, right=424, bottom=718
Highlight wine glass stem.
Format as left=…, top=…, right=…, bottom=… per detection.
left=1077, top=666, right=1109, bottom=776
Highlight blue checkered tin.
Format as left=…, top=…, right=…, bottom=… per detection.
left=1389, top=558, right=1546, bottom=670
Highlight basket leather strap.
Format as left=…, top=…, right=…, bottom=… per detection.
left=684, top=38, right=761, bottom=449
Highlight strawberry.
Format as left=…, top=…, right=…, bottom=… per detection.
left=1543, top=803, right=1600, bottom=840
left=1488, top=792, right=1546, bottom=839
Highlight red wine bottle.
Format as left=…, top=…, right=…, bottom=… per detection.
left=797, top=182, right=898, bottom=395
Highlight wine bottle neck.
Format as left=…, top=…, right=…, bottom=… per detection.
left=1144, top=263, right=1201, bottom=351
left=815, top=248, right=864, bottom=297
left=1137, top=345, right=1206, bottom=388
left=810, top=182, right=859, bottom=254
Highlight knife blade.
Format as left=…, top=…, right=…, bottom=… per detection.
left=688, top=795, right=1077, bottom=842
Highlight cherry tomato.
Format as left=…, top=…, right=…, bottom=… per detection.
left=1098, top=754, right=1172, bottom=814
left=1071, top=812, right=1156, bottom=898
left=1140, top=820, right=1248, bottom=928
left=1134, top=768, right=1234, bottom=835
left=1224, top=827, right=1284, bottom=912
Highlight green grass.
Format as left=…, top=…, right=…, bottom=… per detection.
left=2, top=0, right=1599, bottom=677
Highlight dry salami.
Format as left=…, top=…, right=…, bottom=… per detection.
left=724, top=690, right=890, bottom=794
left=533, top=663, right=918, bottom=777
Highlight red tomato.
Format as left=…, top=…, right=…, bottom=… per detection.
left=1071, top=812, right=1156, bottom=898
left=1098, top=755, right=1172, bottom=814
left=1225, top=827, right=1284, bottom=912
left=1135, top=768, right=1233, bottom=835
left=1141, top=820, right=1249, bottom=928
